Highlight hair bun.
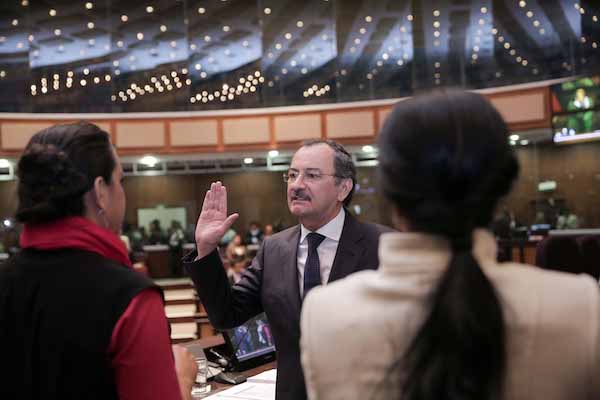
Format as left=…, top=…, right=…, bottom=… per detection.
left=16, top=143, right=90, bottom=223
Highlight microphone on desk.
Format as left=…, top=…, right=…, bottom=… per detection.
left=208, top=348, right=230, bottom=368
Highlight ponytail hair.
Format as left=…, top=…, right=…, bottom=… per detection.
left=377, top=90, right=519, bottom=400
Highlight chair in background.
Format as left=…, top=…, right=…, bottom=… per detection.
left=577, top=235, right=600, bottom=280
left=535, top=236, right=585, bottom=275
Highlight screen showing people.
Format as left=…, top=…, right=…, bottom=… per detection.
left=225, top=313, right=275, bottom=363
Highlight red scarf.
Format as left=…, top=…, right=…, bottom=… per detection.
left=20, top=216, right=132, bottom=268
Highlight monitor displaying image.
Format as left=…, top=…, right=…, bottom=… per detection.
left=223, top=313, right=276, bottom=371
left=551, top=76, right=600, bottom=143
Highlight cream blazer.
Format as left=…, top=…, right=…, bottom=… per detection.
left=301, top=230, right=600, bottom=400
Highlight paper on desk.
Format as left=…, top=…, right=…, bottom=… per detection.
left=246, top=369, right=276, bottom=384
left=202, top=381, right=275, bottom=400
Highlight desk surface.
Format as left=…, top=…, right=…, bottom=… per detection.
left=182, top=335, right=277, bottom=394
left=210, top=361, right=277, bottom=393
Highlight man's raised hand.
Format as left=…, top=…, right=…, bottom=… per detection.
left=194, top=181, right=239, bottom=259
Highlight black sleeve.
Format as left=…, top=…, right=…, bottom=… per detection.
left=183, top=244, right=265, bottom=330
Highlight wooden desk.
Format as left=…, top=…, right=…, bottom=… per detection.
left=182, top=335, right=277, bottom=394
left=210, top=361, right=277, bottom=393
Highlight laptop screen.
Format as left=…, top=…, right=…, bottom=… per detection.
left=223, top=313, right=276, bottom=369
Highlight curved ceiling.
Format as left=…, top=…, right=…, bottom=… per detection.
left=0, top=0, right=598, bottom=113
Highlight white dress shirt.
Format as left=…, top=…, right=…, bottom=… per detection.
left=297, top=208, right=345, bottom=297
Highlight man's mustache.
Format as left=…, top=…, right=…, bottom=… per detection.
left=290, top=190, right=310, bottom=201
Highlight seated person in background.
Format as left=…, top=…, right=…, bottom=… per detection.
left=264, top=223, right=274, bottom=238
left=0, top=122, right=196, bottom=400
left=227, top=253, right=248, bottom=284
left=556, top=208, right=580, bottom=230
left=148, top=219, right=166, bottom=244
left=301, top=91, right=600, bottom=400
left=245, top=221, right=264, bottom=245
left=225, top=233, right=247, bottom=262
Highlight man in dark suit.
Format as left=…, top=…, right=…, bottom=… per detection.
left=183, top=140, right=391, bottom=400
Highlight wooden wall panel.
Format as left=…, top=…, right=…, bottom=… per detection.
left=222, top=117, right=269, bottom=145
left=488, top=89, right=549, bottom=130
left=116, top=121, right=165, bottom=148
left=170, top=120, right=218, bottom=147
left=326, top=111, right=375, bottom=138
left=1, top=122, right=53, bottom=149
left=378, top=108, right=392, bottom=129
left=274, top=114, right=321, bottom=142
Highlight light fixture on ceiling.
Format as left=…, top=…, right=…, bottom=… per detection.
left=243, top=157, right=254, bottom=165
left=362, top=145, right=375, bottom=153
left=85, top=2, right=93, bottom=10
left=140, top=155, right=159, bottom=167
left=0, top=159, right=11, bottom=168
left=268, top=150, right=279, bottom=158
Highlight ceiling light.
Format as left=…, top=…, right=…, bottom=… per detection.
left=433, top=10, right=440, bottom=17
left=243, top=157, right=254, bottom=165
left=121, top=15, right=128, bottom=22
left=85, top=2, right=93, bottom=9
left=365, top=16, right=372, bottom=22
left=137, top=32, right=144, bottom=40
left=140, top=156, right=158, bottom=167
left=223, top=25, right=230, bottom=32
left=80, top=79, right=87, bottom=86
left=12, top=19, right=19, bottom=26
left=54, top=29, right=61, bottom=36
left=146, top=6, right=154, bottom=13
left=88, top=22, right=95, bottom=29
left=0, top=159, right=11, bottom=168
left=264, top=7, right=271, bottom=14
left=160, top=25, right=167, bottom=32
left=296, top=20, right=304, bottom=28
left=509, top=134, right=520, bottom=141
left=198, top=7, right=205, bottom=14
left=520, top=140, right=529, bottom=145
left=49, top=9, right=56, bottom=16
left=362, top=145, right=374, bottom=153
left=268, top=150, right=279, bottom=157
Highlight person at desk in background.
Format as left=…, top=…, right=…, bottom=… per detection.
left=300, top=91, right=600, bottom=400
left=245, top=221, right=264, bottom=245
left=0, top=122, right=197, bottom=400
left=183, top=139, right=392, bottom=400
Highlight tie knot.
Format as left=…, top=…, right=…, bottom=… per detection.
left=306, top=232, right=325, bottom=250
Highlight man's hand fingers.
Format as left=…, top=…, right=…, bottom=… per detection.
left=223, top=213, right=239, bottom=230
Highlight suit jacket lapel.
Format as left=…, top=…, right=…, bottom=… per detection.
left=328, top=212, right=364, bottom=283
left=277, top=225, right=302, bottom=318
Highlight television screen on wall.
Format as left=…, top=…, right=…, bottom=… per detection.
left=551, top=76, right=600, bottom=143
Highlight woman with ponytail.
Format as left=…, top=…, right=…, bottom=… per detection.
left=301, top=91, right=600, bottom=400
left=0, top=122, right=196, bottom=400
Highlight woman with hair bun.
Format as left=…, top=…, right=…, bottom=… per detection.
left=0, top=122, right=196, bottom=400
left=301, top=91, right=600, bottom=400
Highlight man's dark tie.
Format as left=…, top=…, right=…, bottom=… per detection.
left=303, top=232, right=326, bottom=297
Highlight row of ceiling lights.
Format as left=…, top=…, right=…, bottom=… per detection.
left=115, top=70, right=190, bottom=102
left=189, top=71, right=264, bottom=104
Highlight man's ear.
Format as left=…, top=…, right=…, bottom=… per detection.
left=92, top=176, right=108, bottom=210
left=337, top=178, right=353, bottom=202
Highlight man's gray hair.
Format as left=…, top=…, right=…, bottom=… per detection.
left=301, top=139, right=356, bottom=207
